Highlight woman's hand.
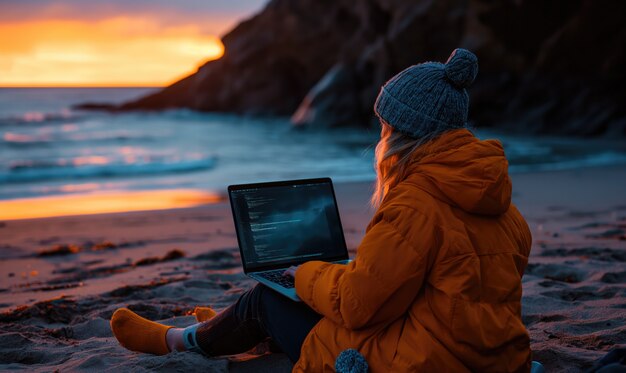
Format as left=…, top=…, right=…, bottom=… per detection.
left=283, top=265, right=299, bottom=278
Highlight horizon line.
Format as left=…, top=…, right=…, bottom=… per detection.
left=0, top=85, right=166, bottom=89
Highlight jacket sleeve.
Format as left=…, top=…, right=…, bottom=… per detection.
left=295, top=204, right=437, bottom=330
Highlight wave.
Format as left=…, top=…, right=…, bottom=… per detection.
left=508, top=152, right=626, bottom=173
left=0, top=110, right=83, bottom=127
left=1, top=156, right=217, bottom=183
left=2, top=131, right=156, bottom=148
left=0, top=107, right=228, bottom=127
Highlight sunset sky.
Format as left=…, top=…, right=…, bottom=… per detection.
left=0, top=0, right=267, bottom=87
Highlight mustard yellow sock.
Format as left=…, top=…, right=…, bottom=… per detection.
left=193, top=306, right=217, bottom=322
left=110, top=308, right=172, bottom=355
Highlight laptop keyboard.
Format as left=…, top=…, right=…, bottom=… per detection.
left=257, top=269, right=295, bottom=288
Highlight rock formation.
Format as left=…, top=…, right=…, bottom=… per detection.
left=114, top=0, right=626, bottom=137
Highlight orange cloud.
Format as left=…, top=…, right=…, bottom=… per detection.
left=0, top=17, right=225, bottom=87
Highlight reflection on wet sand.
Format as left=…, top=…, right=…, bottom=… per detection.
left=0, top=189, right=223, bottom=220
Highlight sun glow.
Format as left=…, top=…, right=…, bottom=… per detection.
left=0, top=17, right=225, bottom=87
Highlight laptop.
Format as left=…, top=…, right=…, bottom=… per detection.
left=228, top=177, right=350, bottom=301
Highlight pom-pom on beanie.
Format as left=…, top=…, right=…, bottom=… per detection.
left=374, top=48, right=478, bottom=138
left=335, top=349, right=369, bottom=373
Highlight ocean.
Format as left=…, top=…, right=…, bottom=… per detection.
left=1, top=87, right=625, bottom=201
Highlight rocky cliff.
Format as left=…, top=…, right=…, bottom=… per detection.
left=117, top=0, right=626, bottom=137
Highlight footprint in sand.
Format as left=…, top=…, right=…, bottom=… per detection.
left=540, top=247, right=626, bottom=262
left=540, top=286, right=618, bottom=302
left=601, top=271, right=626, bottom=284
left=525, top=263, right=587, bottom=283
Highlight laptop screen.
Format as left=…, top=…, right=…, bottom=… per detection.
left=228, top=178, right=348, bottom=272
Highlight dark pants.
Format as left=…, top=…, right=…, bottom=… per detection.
left=194, top=284, right=322, bottom=362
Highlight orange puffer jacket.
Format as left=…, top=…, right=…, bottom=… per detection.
left=294, top=129, right=532, bottom=372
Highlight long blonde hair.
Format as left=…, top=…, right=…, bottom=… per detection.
left=370, top=120, right=444, bottom=208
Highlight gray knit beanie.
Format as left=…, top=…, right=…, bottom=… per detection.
left=374, top=48, right=478, bottom=138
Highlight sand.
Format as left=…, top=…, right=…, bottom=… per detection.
left=1, top=166, right=625, bottom=372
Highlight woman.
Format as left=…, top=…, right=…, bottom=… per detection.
left=111, top=48, right=532, bottom=372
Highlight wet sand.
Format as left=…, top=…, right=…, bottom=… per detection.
left=1, top=166, right=625, bottom=372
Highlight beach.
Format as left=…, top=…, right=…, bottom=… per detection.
left=1, top=165, right=625, bottom=372
left=2, top=0, right=624, bottom=371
